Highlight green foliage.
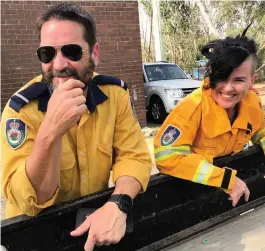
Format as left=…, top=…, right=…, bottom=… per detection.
left=140, top=0, right=265, bottom=81
left=140, top=0, right=152, bottom=16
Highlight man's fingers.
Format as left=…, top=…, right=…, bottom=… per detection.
left=96, top=236, right=114, bottom=246
left=70, top=87, right=84, bottom=98
left=60, top=79, right=85, bottom=91
left=85, top=232, right=95, bottom=251
left=72, top=95, right=86, bottom=106
left=70, top=218, right=91, bottom=237
left=95, top=241, right=104, bottom=247
left=75, top=104, right=87, bottom=116
left=58, top=78, right=65, bottom=87
left=103, top=242, right=111, bottom=246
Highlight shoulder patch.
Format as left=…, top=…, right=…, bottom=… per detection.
left=161, top=125, right=181, bottom=146
left=93, top=75, right=128, bottom=91
left=6, top=118, right=27, bottom=149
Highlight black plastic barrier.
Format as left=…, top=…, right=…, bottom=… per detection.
left=1, top=145, right=265, bottom=251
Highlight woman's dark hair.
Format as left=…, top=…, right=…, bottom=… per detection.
left=36, top=3, right=97, bottom=53
left=201, top=22, right=258, bottom=89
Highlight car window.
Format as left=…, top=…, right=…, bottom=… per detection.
left=144, top=64, right=188, bottom=82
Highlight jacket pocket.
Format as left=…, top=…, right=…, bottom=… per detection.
left=202, top=138, right=218, bottom=155
left=60, top=152, right=76, bottom=192
left=96, top=145, right=112, bottom=188
left=97, top=145, right=112, bottom=170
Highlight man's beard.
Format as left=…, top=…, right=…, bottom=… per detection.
left=42, top=57, right=96, bottom=91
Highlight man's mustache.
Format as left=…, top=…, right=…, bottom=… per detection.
left=46, top=68, right=81, bottom=81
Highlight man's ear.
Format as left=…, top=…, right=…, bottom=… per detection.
left=91, top=43, right=99, bottom=66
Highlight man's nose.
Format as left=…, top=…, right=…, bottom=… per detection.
left=52, top=50, right=68, bottom=71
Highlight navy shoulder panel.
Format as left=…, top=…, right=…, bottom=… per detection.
left=92, top=75, right=128, bottom=91
left=9, top=82, right=49, bottom=112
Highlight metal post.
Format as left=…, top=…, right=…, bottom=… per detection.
left=152, top=0, right=163, bottom=62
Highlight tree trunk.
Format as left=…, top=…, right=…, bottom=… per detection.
left=196, top=0, right=220, bottom=38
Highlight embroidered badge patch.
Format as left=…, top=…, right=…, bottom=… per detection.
left=161, top=125, right=181, bottom=146
left=6, top=118, right=27, bottom=149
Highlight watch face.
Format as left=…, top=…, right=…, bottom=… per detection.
left=120, top=195, right=133, bottom=211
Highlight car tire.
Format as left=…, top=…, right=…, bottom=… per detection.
left=148, top=97, right=167, bottom=124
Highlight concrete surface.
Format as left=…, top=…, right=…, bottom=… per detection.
left=165, top=205, right=265, bottom=251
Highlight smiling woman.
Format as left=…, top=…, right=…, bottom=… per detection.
left=201, top=30, right=257, bottom=122
left=154, top=23, right=265, bottom=209
left=210, top=57, right=256, bottom=122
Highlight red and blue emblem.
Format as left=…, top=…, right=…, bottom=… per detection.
left=161, top=125, right=181, bottom=146
left=6, top=118, right=27, bottom=149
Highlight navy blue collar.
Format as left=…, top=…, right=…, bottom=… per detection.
left=38, top=81, right=108, bottom=113
left=85, top=79, right=108, bottom=113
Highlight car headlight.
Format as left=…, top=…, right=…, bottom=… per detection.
left=165, top=89, right=184, bottom=98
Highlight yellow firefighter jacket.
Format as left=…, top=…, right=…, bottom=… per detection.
left=154, top=81, right=265, bottom=192
left=1, top=73, right=152, bottom=218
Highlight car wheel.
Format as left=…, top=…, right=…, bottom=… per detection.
left=148, top=97, right=167, bottom=124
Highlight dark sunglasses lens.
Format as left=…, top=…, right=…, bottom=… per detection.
left=62, top=44, right=83, bottom=61
left=37, top=46, right=56, bottom=63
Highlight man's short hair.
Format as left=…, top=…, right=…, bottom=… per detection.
left=201, top=23, right=258, bottom=89
left=36, top=3, right=97, bottom=53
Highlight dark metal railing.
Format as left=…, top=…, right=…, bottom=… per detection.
left=1, top=145, right=265, bottom=251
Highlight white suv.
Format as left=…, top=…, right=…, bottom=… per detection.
left=143, top=62, right=201, bottom=123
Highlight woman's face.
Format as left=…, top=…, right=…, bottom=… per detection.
left=211, top=57, right=256, bottom=111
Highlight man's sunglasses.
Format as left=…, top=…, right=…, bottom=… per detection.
left=36, top=44, right=86, bottom=64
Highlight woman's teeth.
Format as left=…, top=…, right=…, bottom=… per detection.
left=221, top=93, right=235, bottom=98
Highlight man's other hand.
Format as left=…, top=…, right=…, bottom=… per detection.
left=70, top=202, right=127, bottom=251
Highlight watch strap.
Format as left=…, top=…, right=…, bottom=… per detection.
left=108, top=194, right=121, bottom=202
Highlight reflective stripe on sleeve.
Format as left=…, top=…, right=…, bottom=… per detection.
left=155, top=145, right=191, bottom=162
left=192, top=160, right=214, bottom=185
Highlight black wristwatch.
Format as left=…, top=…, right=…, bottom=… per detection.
left=108, top=194, right=133, bottom=214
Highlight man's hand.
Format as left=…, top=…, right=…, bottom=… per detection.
left=44, top=79, right=86, bottom=138
left=70, top=202, right=127, bottom=251
left=229, top=177, right=250, bottom=207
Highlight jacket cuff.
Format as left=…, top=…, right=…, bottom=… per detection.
left=112, top=159, right=151, bottom=192
left=10, top=163, right=59, bottom=216
left=221, top=167, right=237, bottom=191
